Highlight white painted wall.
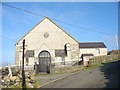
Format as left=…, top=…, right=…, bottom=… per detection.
left=15, top=17, right=79, bottom=66
left=80, top=48, right=107, bottom=57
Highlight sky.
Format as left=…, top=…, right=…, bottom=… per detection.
left=2, top=2, right=118, bottom=66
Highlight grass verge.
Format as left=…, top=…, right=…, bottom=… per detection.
left=82, top=59, right=119, bottom=70
left=34, top=72, right=64, bottom=77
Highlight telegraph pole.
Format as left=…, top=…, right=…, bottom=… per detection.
left=22, top=39, right=26, bottom=89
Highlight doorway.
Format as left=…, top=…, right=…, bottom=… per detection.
left=38, top=50, right=51, bottom=73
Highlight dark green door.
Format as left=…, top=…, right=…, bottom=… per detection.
left=38, top=51, right=51, bottom=73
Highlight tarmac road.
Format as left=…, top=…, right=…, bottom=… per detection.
left=41, top=60, right=120, bottom=88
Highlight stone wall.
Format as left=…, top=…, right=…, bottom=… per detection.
left=51, top=65, right=83, bottom=74
left=14, top=65, right=35, bottom=71
left=1, top=67, right=36, bottom=88
left=89, top=54, right=119, bottom=65
left=70, top=44, right=80, bottom=64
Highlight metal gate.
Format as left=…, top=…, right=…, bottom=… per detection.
left=38, top=51, right=51, bottom=73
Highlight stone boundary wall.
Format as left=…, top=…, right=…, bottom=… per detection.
left=14, top=65, right=35, bottom=71
left=11, top=54, right=119, bottom=74
left=90, top=54, right=119, bottom=65
left=51, top=65, right=83, bottom=74
left=49, top=54, right=119, bottom=74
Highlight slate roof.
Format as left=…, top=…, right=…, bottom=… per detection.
left=81, top=54, right=94, bottom=57
left=79, top=42, right=107, bottom=48
left=25, top=50, right=34, bottom=57
left=55, top=49, right=67, bottom=57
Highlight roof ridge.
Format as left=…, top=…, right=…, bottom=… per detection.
left=46, top=17, right=79, bottom=43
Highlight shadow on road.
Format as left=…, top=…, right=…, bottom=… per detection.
left=99, top=60, right=120, bottom=88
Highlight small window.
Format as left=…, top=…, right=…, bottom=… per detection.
left=61, top=57, right=65, bottom=65
left=26, top=58, right=29, bottom=65
left=96, top=49, right=100, bottom=54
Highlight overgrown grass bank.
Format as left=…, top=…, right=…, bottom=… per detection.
left=82, top=59, right=119, bottom=70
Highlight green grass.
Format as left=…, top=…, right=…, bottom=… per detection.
left=34, top=72, right=64, bottom=77
left=101, top=58, right=119, bottom=64
left=82, top=59, right=120, bottom=70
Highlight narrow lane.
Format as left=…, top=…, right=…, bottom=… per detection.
left=41, top=60, right=120, bottom=88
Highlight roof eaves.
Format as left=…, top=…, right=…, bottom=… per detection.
left=16, top=17, right=48, bottom=45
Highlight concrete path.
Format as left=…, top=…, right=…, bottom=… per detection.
left=35, top=72, right=74, bottom=86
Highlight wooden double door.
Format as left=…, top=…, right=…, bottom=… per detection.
left=38, top=51, right=51, bottom=73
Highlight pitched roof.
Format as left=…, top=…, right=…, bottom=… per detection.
left=79, top=42, right=107, bottom=48
left=16, top=17, right=79, bottom=45
left=55, top=49, right=67, bottom=57
left=24, top=50, right=34, bottom=57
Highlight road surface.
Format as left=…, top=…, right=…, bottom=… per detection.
left=41, top=60, right=120, bottom=88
